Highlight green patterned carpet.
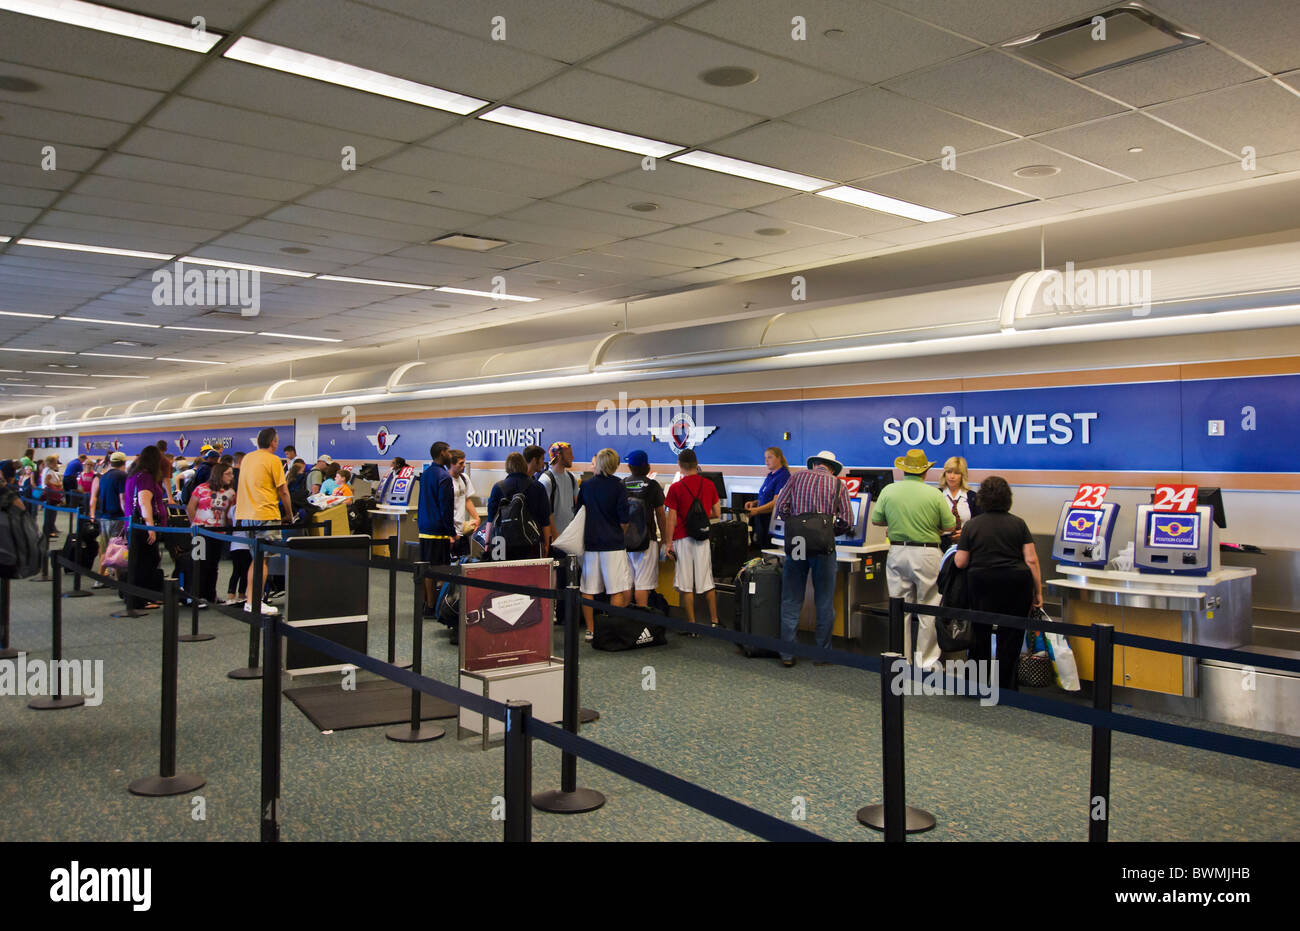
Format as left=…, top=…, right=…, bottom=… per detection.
left=1, top=568, right=1297, bottom=842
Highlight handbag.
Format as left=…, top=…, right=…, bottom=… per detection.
left=101, top=533, right=129, bottom=571
left=1033, top=606, right=1082, bottom=691
left=1017, top=628, right=1053, bottom=688
left=783, top=511, right=835, bottom=557
left=935, top=545, right=974, bottom=651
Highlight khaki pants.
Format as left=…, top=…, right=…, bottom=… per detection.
left=885, top=545, right=943, bottom=669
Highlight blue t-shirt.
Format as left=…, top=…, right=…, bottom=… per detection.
left=576, top=473, right=629, bottom=552
left=417, top=462, right=455, bottom=537
left=757, top=466, right=790, bottom=505
left=98, top=468, right=127, bottom=519
left=64, top=459, right=84, bottom=479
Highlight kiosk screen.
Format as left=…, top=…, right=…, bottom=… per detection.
left=1061, top=508, right=1102, bottom=546
left=1147, top=511, right=1200, bottom=550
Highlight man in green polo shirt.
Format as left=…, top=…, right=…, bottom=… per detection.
left=872, top=448, right=955, bottom=669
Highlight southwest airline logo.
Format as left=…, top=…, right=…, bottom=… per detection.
left=366, top=426, right=400, bottom=455
left=175, top=434, right=189, bottom=454
left=661, top=411, right=717, bottom=454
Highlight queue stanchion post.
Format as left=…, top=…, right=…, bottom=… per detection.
left=179, top=530, right=214, bottom=643
left=0, top=575, right=19, bottom=660
left=533, top=554, right=605, bottom=814
left=28, top=555, right=85, bottom=711
left=386, top=561, right=444, bottom=743
left=110, top=520, right=147, bottom=618
left=261, top=563, right=283, bottom=841
left=385, top=534, right=409, bottom=668
left=129, top=577, right=206, bottom=796
left=63, top=509, right=92, bottom=599
left=36, top=503, right=50, bottom=582
left=857, top=645, right=936, bottom=836
left=227, top=532, right=263, bottom=680
left=1089, top=623, right=1115, bottom=843
left=503, top=699, right=533, bottom=842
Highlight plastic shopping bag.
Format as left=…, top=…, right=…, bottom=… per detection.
left=101, top=533, right=129, bottom=572
left=551, top=506, right=586, bottom=557
left=1030, top=606, right=1081, bottom=691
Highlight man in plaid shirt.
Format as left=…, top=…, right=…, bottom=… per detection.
left=772, top=450, right=852, bottom=667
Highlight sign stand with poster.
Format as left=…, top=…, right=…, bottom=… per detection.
left=456, top=559, right=563, bottom=749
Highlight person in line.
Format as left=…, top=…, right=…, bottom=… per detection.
left=485, top=452, right=552, bottom=559
left=772, top=449, right=852, bottom=667
left=186, top=461, right=236, bottom=609
left=124, top=445, right=168, bottom=611
left=286, top=459, right=307, bottom=497
left=281, top=445, right=297, bottom=471
left=75, top=456, right=98, bottom=510
left=40, top=454, right=64, bottom=539
left=623, top=450, right=667, bottom=608
left=231, top=451, right=245, bottom=485
left=871, top=448, right=955, bottom=670
left=448, top=450, right=480, bottom=557
left=576, top=448, right=631, bottom=642
left=538, top=441, right=579, bottom=542
left=523, top=444, right=546, bottom=481
left=62, top=453, right=87, bottom=494
left=89, top=451, right=128, bottom=586
left=744, top=446, right=791, bottom=548
left=954, top=476, right=1042, bottom=692
left=306, top=455, right=332, bottom=495
left=940, top=456, right=979, bottom=549
left=180, top=448, right=222, bottom=505
left=334, top=468, right=354, bottom=497
left=417, top=442, right=455, bottom=617
left=663, top=448, right=721, bottom=630
left=319, top=462, right=342, bottom=496
left=230, top=428, right=291, bottom=616
left=156, top=441, right=174, bottom=503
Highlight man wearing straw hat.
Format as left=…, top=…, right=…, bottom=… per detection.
left=871, top=448, right=955, bottom=670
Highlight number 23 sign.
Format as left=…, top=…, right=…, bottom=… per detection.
left=1154, top=484, right=1198, bottom=513
left=1072, top=484, right=1109, bottom=509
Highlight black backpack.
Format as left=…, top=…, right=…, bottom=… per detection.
left=623, top=478, right=651, bottom=552
left=496, top=489, right=539, bottom=557
left=0, top=493, right=44, bottom=579
left=683, top=477, right=711, bottom=541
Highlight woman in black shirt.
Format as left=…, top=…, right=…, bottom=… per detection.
left=954, top=476, right=1042, bottom=690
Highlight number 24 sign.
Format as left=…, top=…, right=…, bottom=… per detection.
left=1072, top=484, right=1109, bottom=509
left=1154, top=484, right=1198, bottom=513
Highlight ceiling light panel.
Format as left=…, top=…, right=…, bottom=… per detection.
left=480, top=106, right=683, bottom=158
left=434, top=286, right=539, bottom=303
left=669, top=151, right=828, bottom=191
left=178, top=255, right=314, bottom=278
left=816, top=186, right=955, bottom=222
left=0, top=0, right=222, bottom=52
left=16, top=238, right=175, bottom=260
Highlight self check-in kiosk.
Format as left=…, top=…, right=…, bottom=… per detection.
left=371, top=465, right=420, bottom=557
left=1133, top=504, right=1219, bottom=576
left=770, top=492, right=872, bottom=548
left=1051, top=501, right=1121, bottom=568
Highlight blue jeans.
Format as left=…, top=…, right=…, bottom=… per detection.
left=780, top=553, right=837, bottom=661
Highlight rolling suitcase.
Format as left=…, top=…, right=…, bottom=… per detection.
left=709, top=517, right=749, bottom=583
left=734, top=556, right=782, bottom=658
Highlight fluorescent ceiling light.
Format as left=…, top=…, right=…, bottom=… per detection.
left=817, top=186, right=955, bottom=222
left=44, top=384, right=95, bottom=390
left=480, top=106, right=682, bottom=158
left=155, top=357, right=226, bottom=365
left=224, top=37, right=487, bottom=114
left=0, top=0, right=222, bottom=52
left=0, top=310, right=55, bottom=319
left=10, top=394, right=53, bottom=398
left=0, top=347, right=74, bottom=355
left=258, top=332, right=342, bottom=343
left=90, top=374, right=150, bottom=379
left=61, top=316, right=161, bottom=329
left=669, top=151, right=828, bottom=192
left=80, top=352, right=153, bottom=359
left=179, top=255, right=313, bottom=278
left=27, top=370, right=87, bottom=376
left=435, top=286, right=539, bottom=303
left=164, top=325, right=256, bottom=335
left=316, top=275, right=433, bottom=290
left=0, top=236, right=10, bottom=242
left=17, top=238, right=174, bottom=260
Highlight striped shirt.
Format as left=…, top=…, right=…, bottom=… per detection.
left=773, top=469, right=852, bottom=524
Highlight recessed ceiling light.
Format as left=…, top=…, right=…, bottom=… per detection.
left=823, top=29, right=846, bottom=39
left=0, top=346, right=73, bottom=355
left=156, top=357, right=226, bottom=365
left=316, top=274, right=433, bottom=289
left=80, top=352, right=152, bottom=360
left=280, top=246, right=311, bottom=254
left=754, top=227, right=787, bottom=236
left=111, top=340, right=141, bottom=347
left=670, top=151, right=828, bottom=191
left=700, top=66, right=758, bottom=87
left=61, top=316, right=160, bottom=328
left=435, top=286, right=539, bottom=303
left=427, top=190, right=443, bottom=196
left=0, top=0, right=222, bottom=52
left=180, top=255, right=313, bottom=278
left=817, top=186, right=955, bottom=222
left=429, top=233, right=509, bottom=252
left=224, top=37, right=487, bottom=114
left=163, top=325, right=255, bottom=335
left=90, top=374, right=149, bottom=378
left=480, top=106, right=682, bottom=158
left=0, top=75, right=41, bottom=92
left=1128, top=146, right=1145, bottom=153
left=627, top=202, right=660, bottom=212
left=1014, top=164, right=1061, bottom=178
left=257, top=332, right=342, bottom=343
left=44, top=384, right=95, bottom=390
left=0, top=309, right=55, bottom=319
left=16, top=238, right=173, bottom=260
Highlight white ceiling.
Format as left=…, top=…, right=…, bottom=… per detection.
left=1, top=0, right=1300, bottom=414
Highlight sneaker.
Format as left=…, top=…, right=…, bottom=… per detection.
left=584, top=630, right=594, bottom=642
left=197, top=600, right=209, bottom=610
left=222, top=595, right=241, bottom=605
left=91, top=581, right=107, bottom=589
left=245, top=601, right=279, bottom=616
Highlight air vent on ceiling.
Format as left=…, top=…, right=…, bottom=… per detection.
left=429, top=233, right=509, bottom=252
left=1004, top=6, right=1200, bottom=78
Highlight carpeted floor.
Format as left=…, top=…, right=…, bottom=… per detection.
left=1, top=565, right=1297, bottom=842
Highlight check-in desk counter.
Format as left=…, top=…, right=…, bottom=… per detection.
left=761, top=544, right=891, bottom=640
left=1046, top=566, right=1255, bottom=700
left=369, top=505, right=419, bottom=557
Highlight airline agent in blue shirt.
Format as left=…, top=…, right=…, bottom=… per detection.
left=743, top=446, right=791, bottom=547
left=418, top=441, right=456, bottom=617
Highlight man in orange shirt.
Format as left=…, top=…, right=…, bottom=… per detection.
left=232, top=428, right=292, bottom=616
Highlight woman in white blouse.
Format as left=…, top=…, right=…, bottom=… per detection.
left=941, top=456, right=978, bottom=548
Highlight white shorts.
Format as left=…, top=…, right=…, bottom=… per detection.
left=581, top=549, right=632, bottom=595
left=627, top=541, right=659, bottom=591
left=672, top=536, right=714, bottom=594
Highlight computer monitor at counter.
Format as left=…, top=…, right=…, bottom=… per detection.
left=1149, top=486, right=1227, bottom=528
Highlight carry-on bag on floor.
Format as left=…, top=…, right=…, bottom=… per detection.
left=734, top=556, right=782, bottom=658
left=709, top=517, right=749, bottom=583
left=592, top=599, right=668, bottom=651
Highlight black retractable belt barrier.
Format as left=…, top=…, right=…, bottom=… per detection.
left=0, top=575, right=18, bottom=660
left=228, top=535, right=264, bottom=680
left=64, top=509, right=91, bottom=599
left=386, top=561, right=445, bottom=743
left=28, top=556, right=85, bottom=711
left=128, top=577, right=206, bottom=797
left=504, top=700, right=533, bottom=842
left=261, top=565, right=283, bottom=841
left=888, top=594, right=904, bottom=656
left=533, top=555, right=605, bottom=814
left=180, top=530, right=214, bottom=643
left=1090, top=623, right=1115, bottom=842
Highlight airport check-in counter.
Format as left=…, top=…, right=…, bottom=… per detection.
left=369, top=469, right=420, bottom=557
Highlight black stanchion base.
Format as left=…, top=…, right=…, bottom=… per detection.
left=385, top=724, right=445, bottom=742
left=856, top=804, right=937, bottom=834
left=63, top=590, right=94, bottom=599
left=227, top=667, right=262, bottom=680
left=28, top=695, right=86, bottom=710
left=579, top=708, right=599, bottom=724
left=110, top=609, right=149, bottom=618
left=0, top=647, right=20, bottom=660
left=179, top=633, right=216, bottom=643
left=127, top=773, right=206, bottom=797
left=532, top=787, right=606, bottom=814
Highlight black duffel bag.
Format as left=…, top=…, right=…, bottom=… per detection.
left=592, top=595, right=669, bottom=651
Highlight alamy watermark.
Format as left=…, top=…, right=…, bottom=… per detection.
left=1040, top=261, right=1152, bottom=317
left=889, top=657, right=1000, bottom=707
left=0, top=653, right=103, bottom=705
left=151, top=261, right=260, bottom=316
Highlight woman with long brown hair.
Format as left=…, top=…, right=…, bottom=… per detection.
left=124, top=445, right=167, bottom=610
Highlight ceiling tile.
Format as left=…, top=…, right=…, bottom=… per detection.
left=750, top=193, right=919, bottom=237
left=1148, top=81, right=1300, bottom=157
left=0, top=158, right=82, bottom=192
left=691, top=211, right=853, bottom=249
left=97, top=152, right=315, bottom=202
left=335, top=169, right=537, bottom=215
left=550, top=182, right=729, bottom=225
left=112, top=0, right=268, bottom=32
left=0, top=100, right=128, bottom=148
left=463, top=217, right=622, bottom=250
left=0, top=12, right=199, bottom=90
left=1051, top=181, right=1175, bottom=209
left=118, top=127, right=344, bottom=185
left=877, top=0, right=1110, bottom=44
left=598, top=237, right=737, bottom=268
left=0, top=62, right=162, bottom=124
left=601, top=0, right=700, bottom=17
left=0, top=181, right=59, bottom=209
left=376, top=146, right=587, bottom=199
left=1079, top=43, right=1263, bottom=107
left=583, top=25, right=860, bottom=118
left=953, top=139, right=1128, bottom=197
left=298, top=189, right=488, bottom=229
left=1148, top=163, right=1277, bottom=191
left=73, top=176, right=278, bottom=218
left=56, top=193, right=251, bottom=231
left=267, top=204, right=446, bottom=244
left=0, top=133, right=101, bottom=172
left=858, top=163, right=1030, bottom=214
left=424, top=121, right=641, bottom=181
left=708, top=121, right=916, bottom=183
left=605, top=161, right=790, bottom=209
left=638, top=226, right=785, bottom=259
left=504, top=201, right=672, bottom=237
left=1036, top=113, right=1233, bottom=180
left=1154, top=0, right=1300, bottom=73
